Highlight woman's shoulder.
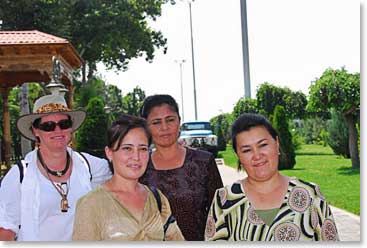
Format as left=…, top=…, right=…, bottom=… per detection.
left=77, top=185, right=109, bottom=207
left=288, top=176, right=326, bottom=200
left=225, top=180, right=245, bottom=197
left=212, top=181, right=246, bottom=208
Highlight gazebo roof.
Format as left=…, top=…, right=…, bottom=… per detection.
left=0, top=30, right=83, bottom=87
left=0, top=30, right=68, bottom=44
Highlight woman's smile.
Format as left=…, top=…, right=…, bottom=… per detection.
left=252, top=161, right=266, bottom=167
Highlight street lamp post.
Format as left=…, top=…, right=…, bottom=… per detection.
left=240, top=0, right=251, bottom=98
left=187, top=0, right=198, bottom=120
left=175, top=59, right=186, bottom=122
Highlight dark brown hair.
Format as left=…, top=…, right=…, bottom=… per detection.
left=107, top=114, right=151, bottom=151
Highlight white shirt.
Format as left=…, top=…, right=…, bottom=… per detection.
left=0, top=147, right=112, bottom=241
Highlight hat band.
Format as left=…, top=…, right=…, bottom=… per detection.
left=35, top=103, right=71, bottom=114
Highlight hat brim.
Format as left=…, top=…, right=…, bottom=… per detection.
left=16, top=110, right=87, bottom=141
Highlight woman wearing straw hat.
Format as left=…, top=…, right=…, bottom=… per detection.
left=0, top=94, right=112, bottom=241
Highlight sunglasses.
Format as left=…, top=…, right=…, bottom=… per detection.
left=37, top=119, right=73, bottom=132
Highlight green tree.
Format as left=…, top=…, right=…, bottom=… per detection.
left=210, top=114, right=227, bottom=151
left=74, top=77, right=106, bottom=108
left=0, top=83, right=44, bottom=159
left=106, top=84, right=124, bottom=122
left=122, top=86, right=146, bottom=116
left=210, top=113, right=234, bottom=146
left=285, top=91, right=308, bottom=119
left=76, top=97, right=107, bottom=157
left=307, top=68, right=360, bottom=168
left=256, top=83, right=307, bottom=119
left=272, top=105, right=296, bottom=170
left=0, top=0, right=70, bottom=35
left=326, top=109, right=350, bottom=158
left=232, top=97, right=258, bottom=119
left=296, top=117, right=328, bottom=144
left=9, top=88, right=21, bottom=158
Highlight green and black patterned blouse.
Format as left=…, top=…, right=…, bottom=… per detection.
left=205, top=177, right=339, bottom=241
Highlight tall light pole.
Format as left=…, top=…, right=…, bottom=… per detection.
left=187, top=0, right=198, bottom=120
left=175, top=59, right=186, bottom=122
left=240, top=0, right=251, bottom=98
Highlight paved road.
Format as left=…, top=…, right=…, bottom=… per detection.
left=215, top=159, right=360, bottom=241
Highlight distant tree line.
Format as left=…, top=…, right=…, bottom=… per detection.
left=210, top=67, right=360, bottom=169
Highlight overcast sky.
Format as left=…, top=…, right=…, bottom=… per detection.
left=97, top=0, right=360, bottom=122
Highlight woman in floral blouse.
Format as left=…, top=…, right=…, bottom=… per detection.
left=205, top=113, right=339, bottom=241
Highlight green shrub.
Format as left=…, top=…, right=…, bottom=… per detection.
left=297, top=117, right=328, bottom=144
left=210, top=113, right=234, bottom=150
left=326, top=109, right=350, bottom=158
left=76, top=97, right=108, bottom=157
left=290, top=129, right=303, bottom=151
left=232, top=97, right=258, bottom=119
left=318, top=129, right=328, bottom=147
left=272, top=105, right=296, bottom=170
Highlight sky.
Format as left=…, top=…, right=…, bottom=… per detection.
left=97, top=0, right=360, bottom=122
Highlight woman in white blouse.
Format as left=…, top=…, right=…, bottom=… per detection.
left=0, top=94, right=112, bottom=241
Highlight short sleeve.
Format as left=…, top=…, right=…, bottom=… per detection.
left=205, top=188, right=228, bottom=241
left=312, top=186, right=339, bottom=241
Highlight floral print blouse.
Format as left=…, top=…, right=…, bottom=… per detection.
left=140, top=147, right=223, bottom=240
left=205, top=177, right=339, bottom=241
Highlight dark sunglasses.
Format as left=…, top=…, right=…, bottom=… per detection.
left=37, top=119, right=73, bottom=132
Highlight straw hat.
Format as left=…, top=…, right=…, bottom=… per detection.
left=16, top=94, right=86, bottom=141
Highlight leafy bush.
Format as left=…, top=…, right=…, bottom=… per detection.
left=290, top=129, right=303, bottom=151
left=210, top=113, right=234, bottom=150
left=326, top=109, right=350, bottom=158
left=296, top=117, right=328, bottom=144
left=232, top=97, right=258, bottom=119
left=76, top=97, right=108, bottom=157
left=272, top=105, right=296, bottom=170
left=256, top=83, right=307, bottom=119
left=318, top=129, right=328, bottom=147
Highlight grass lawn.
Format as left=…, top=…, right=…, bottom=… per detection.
left=219, top=144, right=360, bottom=215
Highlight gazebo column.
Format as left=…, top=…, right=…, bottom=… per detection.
left=67, top=84, right=74, bottom=110
left=0, top=87, right=11, bottom=171
left=67, top=84, right=76, bottom=149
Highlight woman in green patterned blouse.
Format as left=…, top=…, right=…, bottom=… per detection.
left=205, top=113, right=339, bottom=241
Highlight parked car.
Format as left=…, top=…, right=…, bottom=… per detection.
left=178, top=121, right=218, bottom=157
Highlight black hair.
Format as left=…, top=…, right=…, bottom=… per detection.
left=140, top=94, right=180, bottom=120
left=231, top=113, right=279, bottom=170
left=107, top=113, right=151, bottom=151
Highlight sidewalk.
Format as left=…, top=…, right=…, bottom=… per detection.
left=215, top=159, right=360, bottom=241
